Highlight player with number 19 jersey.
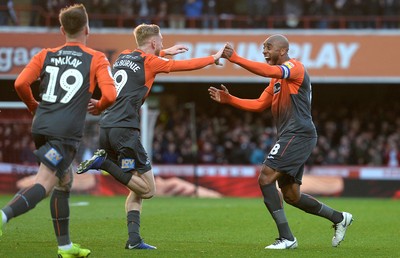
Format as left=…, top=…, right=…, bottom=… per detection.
left=15, top=42, right=116, bottom=141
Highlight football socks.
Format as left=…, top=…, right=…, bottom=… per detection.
left=260, top=183, right=294, bottom=241
left=127, top=210, right=142, bottom=244
left=292, top=193, right=343, bottom=224
left=3, top=184, right=46, bottom=220
left=51, top=189, right=71, bottom=246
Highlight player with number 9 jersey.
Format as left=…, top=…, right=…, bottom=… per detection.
left=100, top=46, right=218, bottom=129
left=75, top=24, right=224, bottom=250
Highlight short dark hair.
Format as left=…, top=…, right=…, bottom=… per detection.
left=59, top=4, right=88, bottom=36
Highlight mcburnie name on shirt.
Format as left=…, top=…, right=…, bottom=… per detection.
left=113, top=59, right=141, bottom=72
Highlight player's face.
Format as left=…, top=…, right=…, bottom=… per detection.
left=262, top=39, right=281, bottom=65
left=153, top=33, right=164, bottom=56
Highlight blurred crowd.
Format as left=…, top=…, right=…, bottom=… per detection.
left=1, top=0, right=400, bottom=29
left=2, top=99, right=400, bottom=168
left=148, top=101, right=400, bottom=167
left=0, top=109, right=37, bottom=165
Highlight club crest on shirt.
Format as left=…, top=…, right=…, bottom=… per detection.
left=121, top=158, right=135, bottom=169
left=44, top=147, right=63, bottom=166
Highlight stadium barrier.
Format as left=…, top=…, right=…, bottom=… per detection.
left=1, top=162, right=399, bottom=198
left=1, top=29, right=400, bottom=83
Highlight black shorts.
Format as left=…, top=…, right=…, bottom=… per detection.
left=99, top=127, right=151, bottom=174
left=263, top=135, right=317, bottom=187
left=32, top=134, right=79, bottom=178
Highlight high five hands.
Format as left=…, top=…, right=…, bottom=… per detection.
left=213, top=42, right=234, bottom=65
left=165, top=42, right=235, bottom=66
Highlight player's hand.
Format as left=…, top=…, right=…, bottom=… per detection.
left=208, top=84, right=230, bottom=103
left=30, top=101, right=39, bottom=115
left=163, top=44, right=189, bottom=56
left=222, top=43, right=234, bottom=59
left=88, top=98, right=101, bottom=115
left=212, top=44, right=227, bottom=66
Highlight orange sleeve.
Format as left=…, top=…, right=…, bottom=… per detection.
left=147, top=55, right=215, bottom=73
left=229, top=51, right=283, bottom=78
left=226, top=87, right=273, bottom=112
left=93, top=53, right=116, bottom=111
left=14, top=49, right=45, bottom=113
left=169, top=56, right=214, bottom=71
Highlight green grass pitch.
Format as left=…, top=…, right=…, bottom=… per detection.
left=0, top=195, right=399, bottom=258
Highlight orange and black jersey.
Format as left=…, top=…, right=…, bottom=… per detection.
left=14, top=42, right=116, bottom=140
left=226, top=52, right=317, bottom=138
left=100, top=49, right=215, bottom=129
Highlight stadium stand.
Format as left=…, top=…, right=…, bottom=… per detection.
left=1, top=93, right=400, bottom=167
left=1, top=0, right=399, bottom=29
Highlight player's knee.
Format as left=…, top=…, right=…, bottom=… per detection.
left=56, top=177, right=73, bottom=192
left=283, top=195, right=294, bottom=205
left=141, top=190, right=154, bottom=199
left=142, top=184, right=156, bottom=199
left=258, top=166, right=276, bottom=185
left=282, top=193, right=300, bottom=205
left=54, top=184, right=72, bottom=192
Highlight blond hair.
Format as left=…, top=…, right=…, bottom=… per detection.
left=133, top=24, right=161, bottom=47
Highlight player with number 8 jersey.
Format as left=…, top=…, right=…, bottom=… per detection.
left=208, top=35, right=353, bottom=250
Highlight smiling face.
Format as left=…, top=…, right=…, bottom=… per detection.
left=262, top=35, right=289, bottom=65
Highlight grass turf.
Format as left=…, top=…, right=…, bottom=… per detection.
left=0, top=195, right=399, bottom=258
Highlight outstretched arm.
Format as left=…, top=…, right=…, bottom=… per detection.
left=168, top=43, right=225, bottom=71
left=208, top=84, right=272, bottom=112
left=223, top=43, right=283, bottom=78
left=161, top=44, right=189, bottom=56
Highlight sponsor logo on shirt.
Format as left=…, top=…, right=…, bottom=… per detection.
left=44, top=147, right=63, bottom=166
left=56, top=50, right=83, bottom=57
left=121, top=158, right=135, bottom=169
left=273, top=82, right=281, bottom=94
